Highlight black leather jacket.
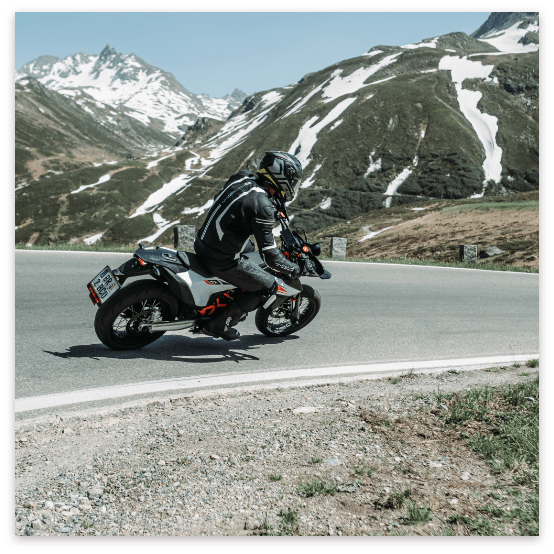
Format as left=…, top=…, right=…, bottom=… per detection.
left=195, top=171, right=299, bottom=274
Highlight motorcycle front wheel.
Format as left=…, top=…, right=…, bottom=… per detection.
left=94, top=281, right=179, bottom=350
left=255, top=284, right=321, bottom=337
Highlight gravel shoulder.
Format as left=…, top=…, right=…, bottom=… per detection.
left=15, top=364, right=539, bottom=536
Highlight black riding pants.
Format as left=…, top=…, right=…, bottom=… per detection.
left=195, top=241, right=276, bottom=312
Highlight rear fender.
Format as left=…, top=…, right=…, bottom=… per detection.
left=113, top=258, right=151, bottom=286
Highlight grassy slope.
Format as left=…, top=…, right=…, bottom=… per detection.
left=17, top=191, right=539, bottom=273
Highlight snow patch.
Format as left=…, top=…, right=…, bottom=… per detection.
left=384, top=168, right=413, bottom=207
left=260, top=91, right=283, bottom=107
left=301, top=164, right=322, bottom=189
left=140, top=218, right=180, bottom=244
left=319, top=197, right=332, bottom=210
left=71, top=173, right=111, bottom=194
left=330, top=119, right=343, bottom=131
left=288, top=97, right=357, bottom=170
left=477, top=21, right=539, bottom=54
left=322, top=53, right=400, bottom=103
left=182, top=199, right=214, bottom=217
left=153, top=213, right=169, bottom=228
left=364, top=152, right=381, bottom=177
left=130, top=174, right=194, bottom=218
left=439, top=56, right=502, bottom=193
left=147, top=153, right=174, bottom=169
left=411, top=207, right=426, bottom=211
left=363, top=50, right=383, bottom=57
left=280, top=79, right=331, bottom=119
left=84, top=232, right=105, bottom=245
left=402, top=37, right=439, bottom=49
left=185, top=152, right=201, bottom=170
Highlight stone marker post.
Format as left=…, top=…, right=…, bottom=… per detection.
left=330, top=237, right=347, bottom=258
left=459, top=244, right=477, bottom=263
left=174, top=225, right=196, bottom=251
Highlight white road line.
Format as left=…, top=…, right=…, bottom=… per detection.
left=15, top=354, right=538, bottom=413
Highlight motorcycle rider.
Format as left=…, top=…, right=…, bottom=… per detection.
left=194, top=151, right=303, bottom=341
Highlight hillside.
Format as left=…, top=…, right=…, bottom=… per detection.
left=312, top=191, right=539, bottom=270
left=15, top=13, right=539, bottom=256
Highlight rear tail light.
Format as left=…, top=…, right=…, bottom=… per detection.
left=88, top=287, right=99, bottom=305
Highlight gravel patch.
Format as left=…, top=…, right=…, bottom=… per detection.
left=15, top=365, right=538, bottom=536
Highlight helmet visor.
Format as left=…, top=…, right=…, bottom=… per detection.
left=290, top=176, right=302, bottom=200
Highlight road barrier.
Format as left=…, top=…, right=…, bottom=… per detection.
left=330, top=237, right=347, bottom=258
left=174, top=225, right=195, bottom=251
left=459, top=244, right=477, bottom=262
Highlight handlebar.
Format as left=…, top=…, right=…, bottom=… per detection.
left=276, top=211, right=331, bottom=280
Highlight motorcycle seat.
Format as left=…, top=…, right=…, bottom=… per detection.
left=176, top=251, right=213, bottom=278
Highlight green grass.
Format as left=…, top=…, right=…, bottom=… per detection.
left=258, top=508, right=300, bottom=536
left=437, top=376, right=539, bottom=535
left=404, top=502, right=433, bottom=525
left=298, top=479, right=337, bottom=497
left=311, top=457, right=323, bottom=464
left=382, top=488, right=412, bottom=510
left=268, top=473, right=282, bottom=482
left=278, top=508, right=300, bottom=535
left=525, top=359, right=539, bottom=368
left=447, top=514, right=498, bottom=536
left=354, top=464, right=375, bottom=477
left=82, top=519, right=95, bottom=529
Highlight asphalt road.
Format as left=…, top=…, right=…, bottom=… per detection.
left=15, top=250, right=539, bottom=414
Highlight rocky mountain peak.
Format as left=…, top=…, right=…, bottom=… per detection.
left=471, top=12, right=539, bottom=39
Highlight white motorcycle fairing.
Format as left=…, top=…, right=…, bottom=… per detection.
left=174, top=268, right=301, bottom=308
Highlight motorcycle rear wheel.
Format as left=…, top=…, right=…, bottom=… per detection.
left=255, top=284, right=321, bottom=337
left=94, top=281, right=179, bottom=350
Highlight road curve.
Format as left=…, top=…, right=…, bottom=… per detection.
left=15, top=251, right=539, bottom=418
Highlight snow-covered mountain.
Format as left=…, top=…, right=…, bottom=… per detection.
left=15, top=12, right=539, bottom=248
left=17, top=45, right=247, bottom=137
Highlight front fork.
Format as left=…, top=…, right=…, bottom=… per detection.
left=263, top=275, right=302, bottom=323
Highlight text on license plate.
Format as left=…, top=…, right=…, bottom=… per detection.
left=87, top=266, right=120, bottom=305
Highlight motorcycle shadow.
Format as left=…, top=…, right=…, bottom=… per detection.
left=43, top=333, right=299, bottom=363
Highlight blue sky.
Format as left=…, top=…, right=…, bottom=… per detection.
left=15, top=12, right=489, bottom=98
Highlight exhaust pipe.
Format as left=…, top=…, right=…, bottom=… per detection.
left=139, top=320, right=196, bottom=333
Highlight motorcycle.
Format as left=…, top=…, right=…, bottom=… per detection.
left=87, top=211, right=331, bottom=350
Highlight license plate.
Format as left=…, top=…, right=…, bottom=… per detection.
left=87, top=266, right=120, bottom=305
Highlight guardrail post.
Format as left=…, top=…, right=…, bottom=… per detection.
left=459, top=244, right=477, bottom=262
left=174, top=225, right=196, bottom=251
left=330, top=237, right=347, bottom=258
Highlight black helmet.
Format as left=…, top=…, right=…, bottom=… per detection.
left=257, top=151, right=302, bottom=202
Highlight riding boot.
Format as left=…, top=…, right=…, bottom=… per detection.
left=204, top=302, right=246, bottom=341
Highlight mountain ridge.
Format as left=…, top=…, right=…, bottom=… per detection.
left=15, top=13, right=539, bottom=249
